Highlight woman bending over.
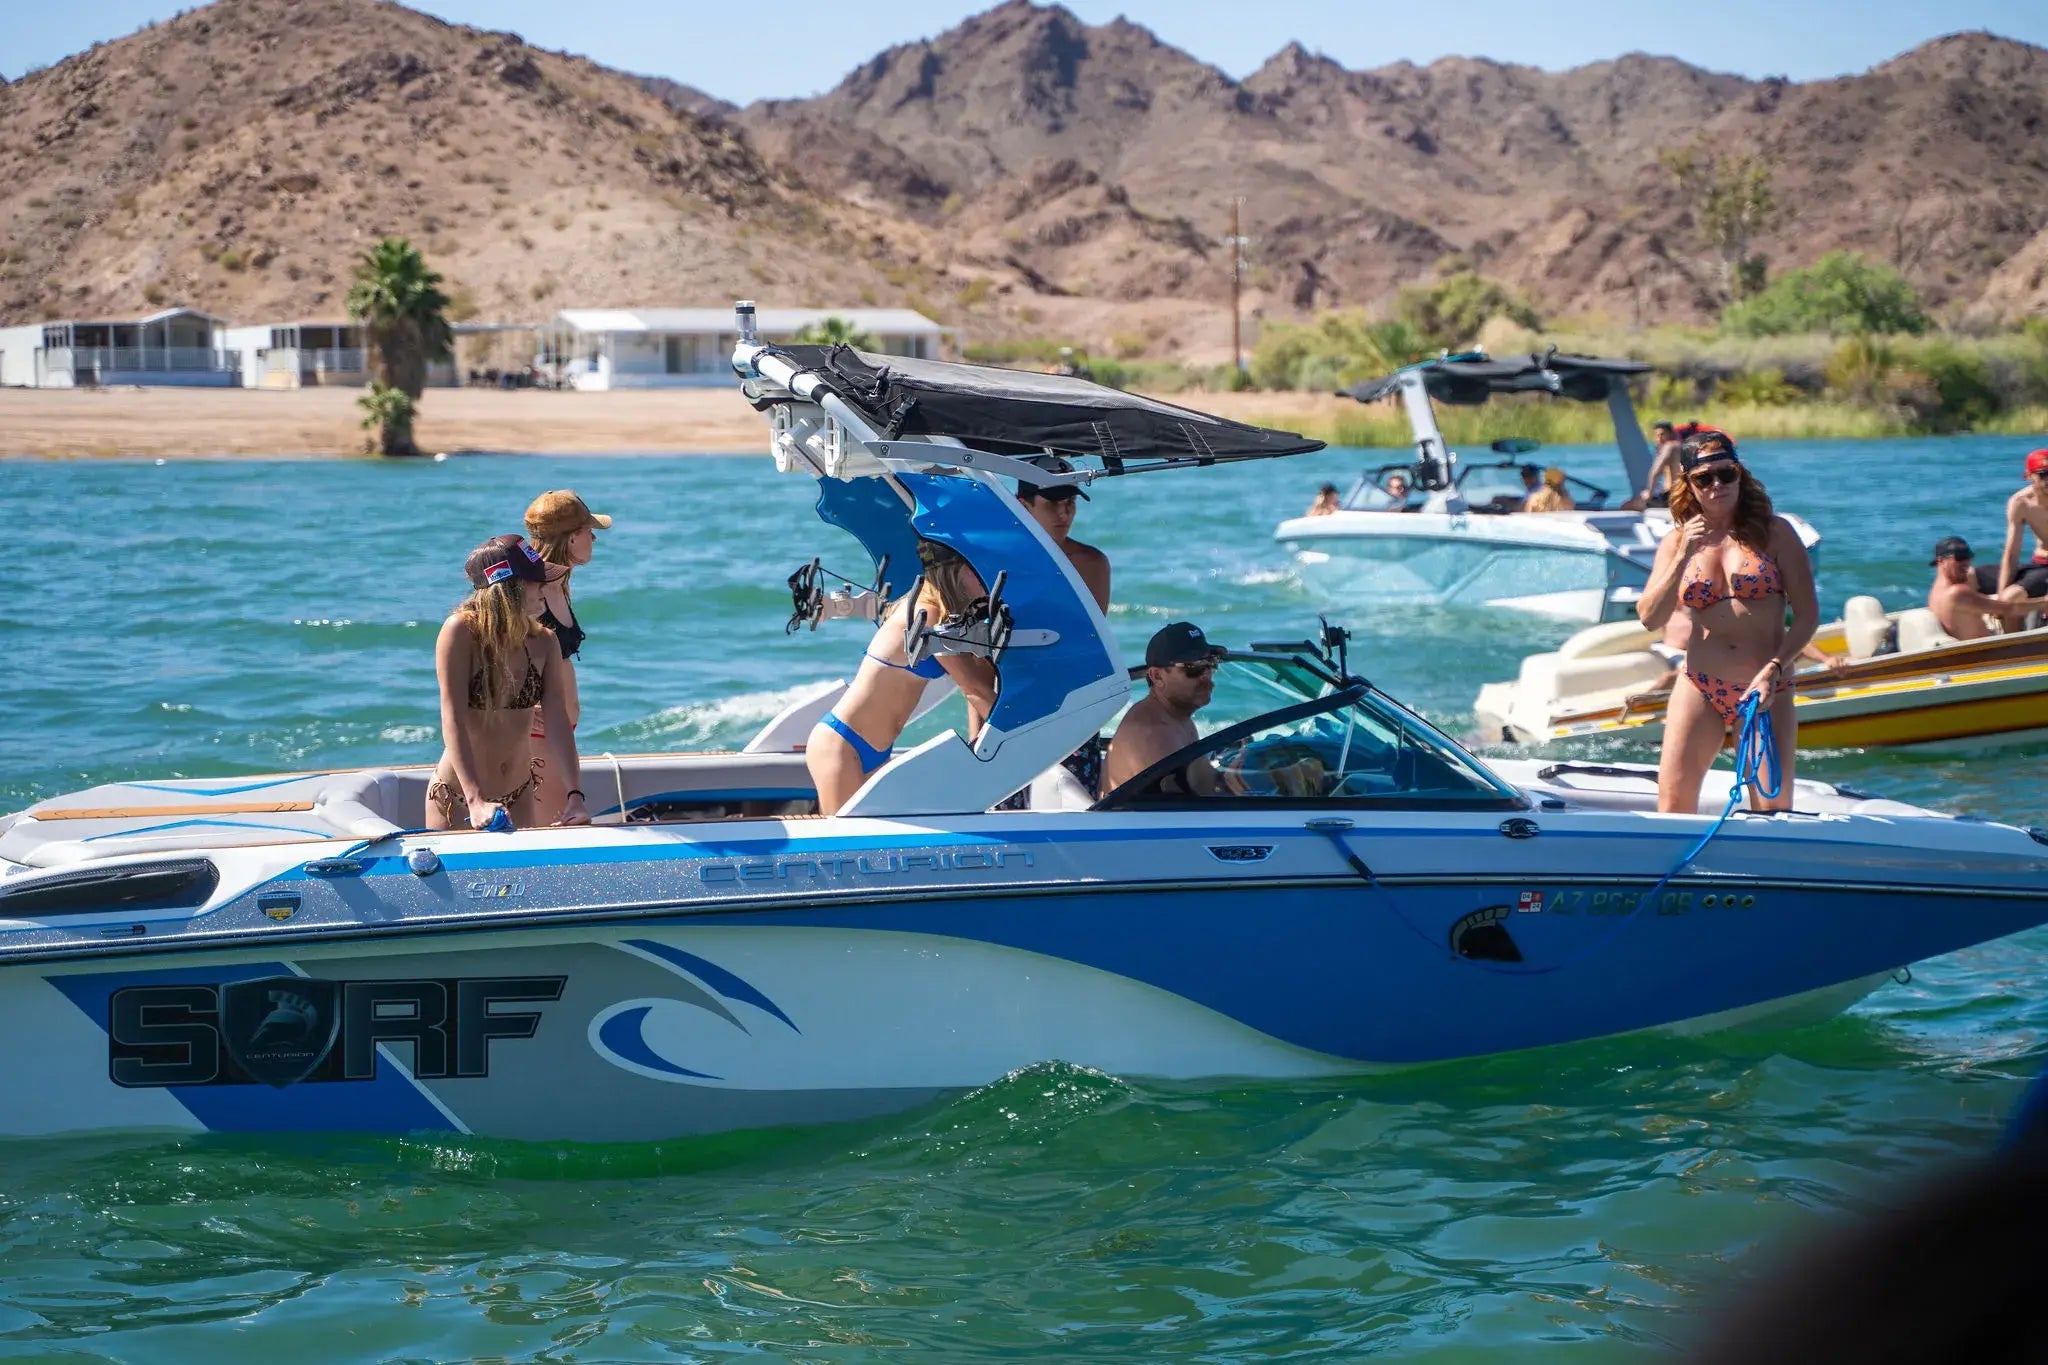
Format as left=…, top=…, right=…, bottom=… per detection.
left=807, top=541, right=999, bottom=816
left=428, top=534, right=590, bottom=830
left=1637, top=431, right=1816, bottom=814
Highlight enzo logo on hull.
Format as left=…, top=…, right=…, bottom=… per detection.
left=107, top=975, right=565, bottom=1089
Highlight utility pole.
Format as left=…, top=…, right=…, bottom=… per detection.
left=1226, top=197, right=1251, bottom=375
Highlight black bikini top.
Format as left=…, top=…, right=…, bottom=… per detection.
left=540, top=600, right=585, bottom=659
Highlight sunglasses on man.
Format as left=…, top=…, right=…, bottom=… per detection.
left=1689, top=465, right=1741, bottom=489
left=1170, top=661, right=1216, bottom=679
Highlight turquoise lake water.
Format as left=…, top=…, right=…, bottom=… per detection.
left=2, top=434, right=2045, bottom=1359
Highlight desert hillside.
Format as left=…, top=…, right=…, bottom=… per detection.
left=2, top=0, right=2044, bottom=365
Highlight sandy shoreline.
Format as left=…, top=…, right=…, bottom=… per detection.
left=0, top=385, right=1354, bottom=460
left=0, top=385, right=775, bottom=459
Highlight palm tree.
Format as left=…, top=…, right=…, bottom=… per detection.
left=346, top=237, right=453, bottom=456
left=792, top=316, right=877, bottom=351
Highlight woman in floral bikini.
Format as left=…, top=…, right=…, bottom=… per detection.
left=1637, top=431, right=1817, bottom=815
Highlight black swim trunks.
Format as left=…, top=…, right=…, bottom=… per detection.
left=1973, top=561, right=2048, bottom=598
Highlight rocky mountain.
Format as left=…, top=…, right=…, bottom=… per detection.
left=2, top=0, right=2043, bottom=367
left=0, top=0, right=948, bottom=334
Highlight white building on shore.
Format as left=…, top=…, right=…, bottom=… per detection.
left=0, top=308, right=239, bottom=387
left=544, top=308, right=949, bottom=390
left=220, top=320, right=369, bottom=389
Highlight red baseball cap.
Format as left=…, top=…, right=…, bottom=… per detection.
left=2027, top=449, right=2048, bottom=476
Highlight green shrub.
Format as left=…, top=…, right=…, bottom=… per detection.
left=1712, top=368, right=1800, bottom=406
left=1722, top=251, right=1929, bottom=336
left=1822, top=335, right=1898, bottom=403
left=1392, top=272, right=1540, bottom=349
left=1912, top=340, right=2001, bottom=431
left=1249, top=312, right=1434, bottom=391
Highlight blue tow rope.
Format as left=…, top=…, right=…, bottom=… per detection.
left=1322, top=691, right=1779, bottom=975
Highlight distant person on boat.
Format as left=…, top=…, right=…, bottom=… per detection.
left=1307, top=483, right=1342, bottom=517
left=1624, top=421, right=1682, bottom=510
left=1382, top=471, right=1415, bottom=510
left=1990, top=449, right=2048, bottom=603
left=1928, top=537, right=2045, bottom=640
left=1017, top=458, right=1112, bottom=611
left=524, top=490, right=611, bottom=821
left=1101, top=622, right=1226, bottom=796
left=807, top=540, right=999, bottom=816
left=1637, top=431, right=1817, bottom=815
left=427, top=535, right=589, bottom=831
left=1523, top=467, right=1576, bottom=513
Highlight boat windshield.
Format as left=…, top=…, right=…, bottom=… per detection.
left=1341, top=467, right=1418, bottom=512
left=1096, top=657, right=1524, bottom=810
left=1454, top=460, right=1610, bottom=513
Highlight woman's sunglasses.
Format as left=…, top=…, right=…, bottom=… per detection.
left=1689, top=465, right=1741, bottom=489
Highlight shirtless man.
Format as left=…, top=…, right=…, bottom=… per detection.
left=1930, top=537, right=2045, bottom=640
left=1018, top=461, right=1111, bottom=612
left=1637, top=421, right=1682, bottom=508
left=1100, top=622, right=1223, bottom=796
left=1986, top=449, right=2048, bottom=604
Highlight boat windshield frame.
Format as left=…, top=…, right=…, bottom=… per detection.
left=1092, top=671, right=1528, bottom=813
left=1339, top=459, right=1613, bottom=514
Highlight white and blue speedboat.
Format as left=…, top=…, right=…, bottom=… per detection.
left=1274, top=351, right=1822, bottom=622
left=0, top=307, right=2040, bottom=1142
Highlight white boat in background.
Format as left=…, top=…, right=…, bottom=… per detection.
left=1274, top=350, right=1821, bottom=623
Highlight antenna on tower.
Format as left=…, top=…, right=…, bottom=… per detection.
left=1225, top=198, right=1253, bottom=377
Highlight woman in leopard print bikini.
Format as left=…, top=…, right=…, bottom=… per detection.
left=426, top=534, right=590, bottom=831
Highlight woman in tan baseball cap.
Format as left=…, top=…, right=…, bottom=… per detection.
left=523, top=490, right=611, bottom=819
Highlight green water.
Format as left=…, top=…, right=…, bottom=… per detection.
left=2, top=437, right=2045, bottom=1359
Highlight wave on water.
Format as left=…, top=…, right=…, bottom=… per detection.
left=1233, top=567, right=1299, bottom=587
left=599, top=679, right=842, bottom=749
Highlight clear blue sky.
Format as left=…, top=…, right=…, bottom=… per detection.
left=6, top=0, right=2045, bottom=99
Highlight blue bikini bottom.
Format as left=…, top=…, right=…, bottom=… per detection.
left=817, top=711, right=892, bottom=774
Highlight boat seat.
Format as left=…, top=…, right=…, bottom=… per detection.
left=1556, top=620, right=1655, bottom=662
left=1517, top=650, right=1668, bottom=706
left=1842, top=595, right=1893, bottom=660
left=1894, top=608, right=1959, bottom=655
left=1025, top=764, right=1096, bottom=812
left=312, top=770, right=411, bottom=839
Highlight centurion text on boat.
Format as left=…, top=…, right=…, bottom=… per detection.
left=1273, top=350, right=1821, bottom=623
left=1, top=303, right=2043, bottom=1142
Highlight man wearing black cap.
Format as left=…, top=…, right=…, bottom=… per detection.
left=1929, top=536, right=2046, bottom=640
left=1100, top=621, right=1225, bottom=795
left=1017, top=457, right=1112, bottom=612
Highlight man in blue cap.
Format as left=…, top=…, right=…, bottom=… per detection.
left=1100, top=621, right=1224, bottom=795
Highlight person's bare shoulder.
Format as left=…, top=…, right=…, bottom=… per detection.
left=1066, top=538, right=1110, bottom=570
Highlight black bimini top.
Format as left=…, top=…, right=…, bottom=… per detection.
left=1342, top=351, right=1652, bottom=407
left=763, top=344, right=1324, bottom=469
